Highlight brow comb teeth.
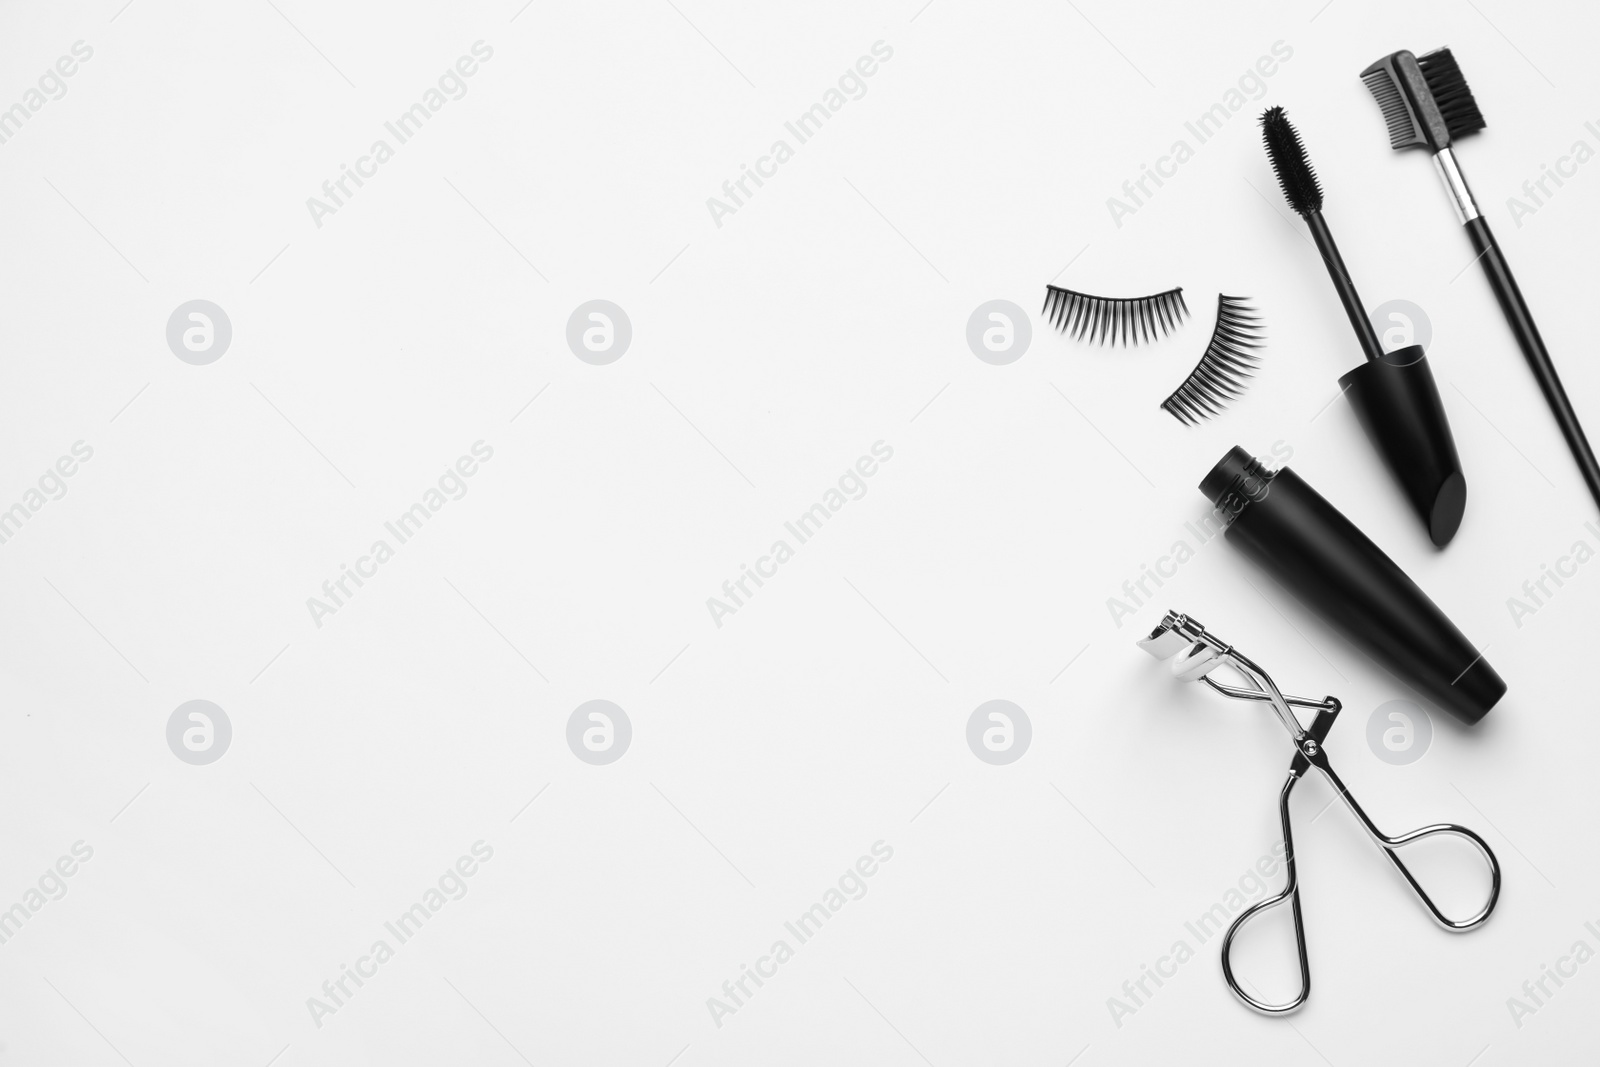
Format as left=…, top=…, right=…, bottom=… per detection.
left=1042, top=286, right=1188, bottom=347
left=1360, top=65, right=1425, bottom=150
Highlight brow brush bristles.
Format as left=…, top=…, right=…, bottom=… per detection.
left=1417, top=48, right=1485, bottom=139
left=1042, top=286, right=1188, bottom=347
left=1161, top=296, right=1265, bottom=425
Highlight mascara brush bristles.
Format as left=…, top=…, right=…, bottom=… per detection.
left=1261, top=106, right=1323, bottom=215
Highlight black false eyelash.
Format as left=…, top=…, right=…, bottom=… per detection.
left=1160, top=296, right=1265, bottom=425
left=1042, top=285, right=1188, bottom=347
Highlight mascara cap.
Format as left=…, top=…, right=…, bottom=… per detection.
left=1338, top=345, right=1467, bottom=546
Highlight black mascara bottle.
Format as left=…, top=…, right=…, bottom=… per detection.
left=1202, top=446, right=1504, bottom=724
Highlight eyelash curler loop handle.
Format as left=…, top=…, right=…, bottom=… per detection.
left=1303, top=744, right=1502, bottom=932
left=1221, top=771, right=1311, bottom=1014
left=1214, top=694, right=1501, bottom=1014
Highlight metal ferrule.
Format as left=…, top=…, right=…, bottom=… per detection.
left=1432, top=147, right=1480, bottom=223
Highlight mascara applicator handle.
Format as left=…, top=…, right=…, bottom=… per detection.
left=1303, top=211, right=1385, bottom=362
left=1462, top=215, right=1600, bottom=510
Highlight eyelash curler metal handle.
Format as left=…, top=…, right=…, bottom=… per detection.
left=1299, top=744, right=1502, bottom=932
left=1218, top=748, right=1502, bottom=1013
left=1222, top=770, right=1310, bottom=1014
left=1142, top=612, right=1503, bottom=1014
left=1208, top=682, right=1330, bottom=1014
left=1220, top=745, right=1502, bottom=1014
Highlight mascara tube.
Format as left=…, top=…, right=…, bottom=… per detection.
left=1202, top=446, right=1504, bottom=724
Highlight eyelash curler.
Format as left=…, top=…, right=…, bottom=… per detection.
left=1138, top=611, right=1502, bottom=1014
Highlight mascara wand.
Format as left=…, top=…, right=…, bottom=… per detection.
left=1260, top=106, right=1385, bottom=363
left=1260, top=105, right=1468, bottom=546
left=1361, top=48, right=1600, bottom=515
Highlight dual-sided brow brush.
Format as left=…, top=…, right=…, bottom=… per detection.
left=1361, top=48, right=1600, bottom=514
left=1260, top=105, right=1468, bottom=546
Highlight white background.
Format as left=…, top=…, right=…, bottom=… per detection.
left=1, top=0, right=1598, bottom=1063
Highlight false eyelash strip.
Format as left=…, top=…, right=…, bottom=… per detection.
left=1160, top=295, right=1265, bottom=425
left=1042, top=285, right=1188, bottom=347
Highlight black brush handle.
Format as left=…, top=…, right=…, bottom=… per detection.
left=1464, top=215, right=1600, bottom=509
left=1305, top=210, right=1385, bottom=362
